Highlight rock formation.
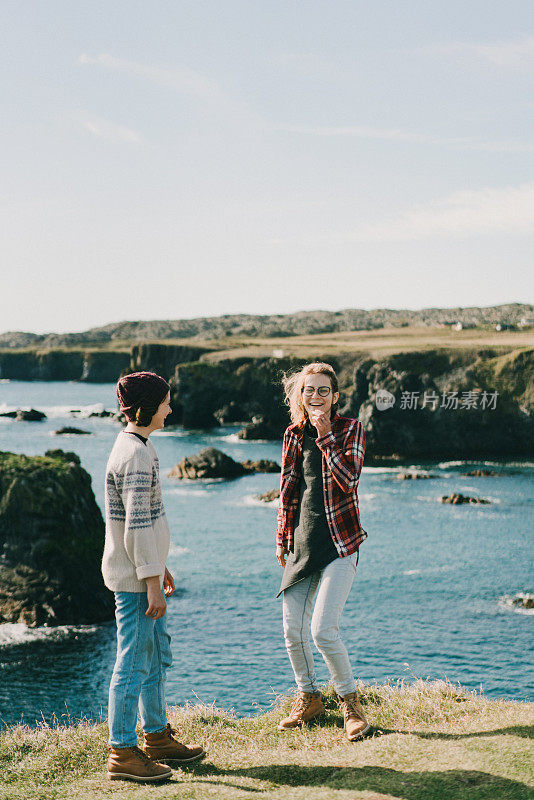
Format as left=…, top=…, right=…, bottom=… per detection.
left=54, top=427, right=91, bottom=435
left=169, top=448, right=279, bottom=480
left=0, top=449, right=114, bottom=626
left=16, top=409, right=46, bottom=421
left=441, top=493, right=490, bottom=505
left=256, top=489, right=280, bottom=503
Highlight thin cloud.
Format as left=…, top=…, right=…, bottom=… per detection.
left=78, top=53, right=260, bottom=124
left=421, top=35, right=534, bottom=70
left=277, top=123, right=534, bottom=153
left=269, top=182, right=534, bottom=245
left=352, top=181, right=534, bottom=242
left=81, top=116, right=142, bottom=144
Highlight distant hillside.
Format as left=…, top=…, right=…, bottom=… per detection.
left=0, top=303, right=532, bottom=349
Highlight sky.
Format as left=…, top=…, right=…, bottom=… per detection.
left=1, top=1, right=534, bottom=334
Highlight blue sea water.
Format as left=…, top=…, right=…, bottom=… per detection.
left=0, top=380, right=532, bottom=726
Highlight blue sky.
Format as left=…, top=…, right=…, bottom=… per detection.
left=2, top=1, right=533, bottom=333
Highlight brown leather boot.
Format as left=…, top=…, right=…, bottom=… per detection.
left=107, top=745, right=172, bottom=782
left=338, top=692, right=371, bottom=740
left=278, top=692, right=325, bottom=730
left=143, top=723, right=206, bottom=764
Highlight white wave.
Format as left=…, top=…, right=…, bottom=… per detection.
left=360, top=493, right=376, bottom=500
left=166, top=486, right=211, bottom=495
left=242, top=494, right=279, bottom=509
left=0, top=403, right=117, bottom=419
left=499, top=594, right=534, bottom=616
left=403, top=565, right=451, bottom=576
left=0, top=379, right=10, bottom=384
left=168, top=544, right=192, bottom=556
left=363, top=466, right=404, bottom=474
left=0, top=623, right=98, bottom=646
left=167, top=476, right=227, bottom=484
left=218, top=433, right=242, bottom=443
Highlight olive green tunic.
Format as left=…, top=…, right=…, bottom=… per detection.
left=278, top=422, right=339, bottom=596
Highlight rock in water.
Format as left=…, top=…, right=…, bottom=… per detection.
left=169, top=447, right=246, bottom=479
left=0, top=449, right=114, bottom=626
left=441, top=493, right=490, bottom=505
left=54, top=427, right=92, bottom=435
left=256, top=489, right=280, bottom=503
left=16, top=409, right=46, bottom=421
left=169, top=449, right=280, bottom=479
left=512, top=593, right=534, bottom=609
left=397, top=472, right=434, bottom=480
left=241, top=459, right=280, bottom=474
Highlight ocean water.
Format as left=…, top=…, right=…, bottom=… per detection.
left=0, top=380, right=532, bottom=726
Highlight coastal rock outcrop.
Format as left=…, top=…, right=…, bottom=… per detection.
left=256, top=489, right=280, bottom=503
left=16, top=409, right=46, bottom=421
left=169, top=448, right=280, bottom=480
left=169, top=357, right=302, bottom=433
left=0, top=449, right=114, bottom=626
left=397, top=472, right=434, bottom=480
left=441, top=493, right=490, bottom=505
left=344, top=348, right=534, bottom=459
left=54, top=427, right=91, bottom=435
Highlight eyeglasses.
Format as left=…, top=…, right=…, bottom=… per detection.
left=302, top=386, right=332, bottom=397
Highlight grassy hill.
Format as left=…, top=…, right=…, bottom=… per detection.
left=1, top=680, right=532, bottom=800
left=0, top=303, right=532, bottom=350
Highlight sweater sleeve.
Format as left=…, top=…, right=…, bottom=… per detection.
left=119, top=451, right=164, bottom=581
left=316, top=420, right=365, bottom=494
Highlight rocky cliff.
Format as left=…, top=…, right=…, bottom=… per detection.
left=0, top=449, right=114, bottom=626
left=167, top=347, right=534, bottom=459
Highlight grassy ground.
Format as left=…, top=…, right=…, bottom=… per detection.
left=1, top=680, right=532, bottom=800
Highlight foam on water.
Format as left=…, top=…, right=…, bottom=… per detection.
left=0, top=623, right=99, bottom=646
left=168, top=544, right=192, bottom=556
left=498, top=594, right=534, bottom=616
left=0, top=402, right=116, bottom=419
left=241, top=494, right=279, bottom=509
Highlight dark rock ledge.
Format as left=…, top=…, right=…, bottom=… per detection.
left=0, top=449, right=114, bottom=626
left=169, top=448, right=280, bottom=480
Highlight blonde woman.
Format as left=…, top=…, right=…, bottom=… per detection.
left=276, top=362, right=369, bottom=741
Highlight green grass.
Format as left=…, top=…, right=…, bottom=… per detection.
left=1, top=680, right=533, bottom=799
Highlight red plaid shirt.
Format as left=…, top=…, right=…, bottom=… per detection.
left=276, top=414, right=367, bottom=557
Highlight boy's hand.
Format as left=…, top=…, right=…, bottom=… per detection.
left=163, top=567, right=175, bottom=597
left=276, top=546, right=289, bottom=567
left=145, top=576, right=167, bottom=619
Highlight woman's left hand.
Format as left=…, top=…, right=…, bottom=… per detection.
left=163, top=567, right=175, bottom=597
left=310, top=411, right=332, bottom=438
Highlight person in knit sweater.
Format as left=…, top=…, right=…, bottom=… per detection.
left=103, top=372, right=205, bottom=783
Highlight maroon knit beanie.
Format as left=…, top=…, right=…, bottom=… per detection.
left=116, top=372, right=170, bottom=421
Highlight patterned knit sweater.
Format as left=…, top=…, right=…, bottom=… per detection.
left=102, top=432, right=170, bottom=592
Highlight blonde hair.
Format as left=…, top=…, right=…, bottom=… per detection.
left=282, top=362, right=339, bottom=425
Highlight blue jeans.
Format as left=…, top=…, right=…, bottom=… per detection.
left=282, top=554, right=359, bottom=698
left=108, top=591, right=173, bottom=747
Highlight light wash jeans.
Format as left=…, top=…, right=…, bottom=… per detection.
left=282, top=553, right=359, bottom=698
left=108, top=591, right=172, bottom=747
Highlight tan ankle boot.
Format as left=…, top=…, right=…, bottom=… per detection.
left=338, top=692, right=370, bottom=740
left=107, top=745, right=172, bottom=782
left=143, top=723, right=206, bottom=764
left=278, top=692, right=325, bottom=730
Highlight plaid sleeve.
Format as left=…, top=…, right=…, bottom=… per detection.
left=316, top=420, right=365, bottom=493
left=276, top=428, right=298, bottom=549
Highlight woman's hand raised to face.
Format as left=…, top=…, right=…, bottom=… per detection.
left=309, top=410, right=332, bottom=438
left=276, top=546, right=289, bottom=567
